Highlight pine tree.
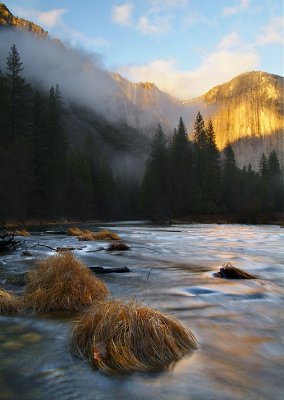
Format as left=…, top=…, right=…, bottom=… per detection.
left=268, top=150, right=283, bottom=211
left=238, top=163, right=261, bottom=222
left=5, top=43, right=32, bottom=140
left=222, top=143, right=239, bottom=212
left=29, top=90, right=49, bottom=215
left=141, top=124, right=170, bottom=220
left=95, top=158, right=117, bottom=219
left=191, top=112, right=208, bottom=212
left=169, top=117, right=192, bottom=216
left=66, top=147, right=94, bottom=218
left=259, top=153, right=271, bottom=211
left=44, top=85, right=68, bottom=217
left=202, top=119, right=221, bottom=212
left=0, top=70, right=9, bottom=141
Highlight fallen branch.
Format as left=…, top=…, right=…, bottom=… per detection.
left=0, top=232, right=23, bottom=252
left=27, top=242, right=84, bottom=252
left=147, top=267, right=153, bottom=280
left=28, top=242, right=57, bottom=251
left=86, top=247, right=106, bottom=253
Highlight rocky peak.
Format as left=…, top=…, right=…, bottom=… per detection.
left=203, top=71, right=283, bottom=107
left=0, top=2, right=48, bottom=38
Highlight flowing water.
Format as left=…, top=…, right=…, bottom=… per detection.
left=0, top=223, right=283, bottom=400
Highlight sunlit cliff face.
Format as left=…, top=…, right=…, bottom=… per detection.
left=0, top=2, right=283, bottom=170
left=201, top=71, right=284, bottom=151
left=0, top=3, right=48, bottom=38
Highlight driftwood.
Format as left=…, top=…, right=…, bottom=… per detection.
left=89, top=266, right=131, bottom=274
left=0, top=232, right=22, bottom=252
left=27, top=242, right=84, bottom=252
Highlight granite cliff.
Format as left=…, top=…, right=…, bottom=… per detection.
left=193, top=71, right=283, bottom=150
left=183, top=71, right=284, bottom=168
left=0, top=2, right=48, bottom=38
left=0, top=3, right=283, bottom=169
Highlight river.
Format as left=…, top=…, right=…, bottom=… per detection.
left=0, top=223, right=283, bottom=400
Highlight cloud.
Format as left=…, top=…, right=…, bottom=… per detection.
left=137, top=15, right=170, bottom=35
left=222, top=0, right=249, bottom=16
left=147, top=0, right=188, bottom=13
left=37, top=9, right=67, bottom=28
left=13, top=6, right=109, bottom=49
left=61, top=28, right=110, bottom=49
left=118, top=43, right=259, bottom=99
left=111, top=2, right=134, bottom=26
left=256, top=16, right=284, bottom=45
left=13, top=7, right=66, bottom=28
left=184, top=10, right=215, bottom=27
left=217, top=32, right=254, bottom=52
left=217, top=32, right=242, bottom=50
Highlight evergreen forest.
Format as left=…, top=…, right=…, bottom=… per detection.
left=0, top=45, right=283, bottom=223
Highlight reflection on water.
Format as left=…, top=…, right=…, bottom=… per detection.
left=0, top=224, right=284, bottom=399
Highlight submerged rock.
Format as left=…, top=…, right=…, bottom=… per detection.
left=214, top=263, right=256, bottom=279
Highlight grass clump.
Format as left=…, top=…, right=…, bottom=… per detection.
left=92, top=230, right=121, bottom=241
left=107, top=242, right=130, bottom=251
left=14, top=229, right=30, bottom=236
left=78, top=230, right=95, bottom=241
left=0, top=288, right=21, bottom=315
left=23, top=252, right=109, bottom=313
left=68, top=227, right=83, bottom=236
left=68, top=227, right=121, bottom=241
left=71, top=299, right=197, bottom=372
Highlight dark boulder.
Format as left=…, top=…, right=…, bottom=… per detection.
left=89, top=266, right=131, bottom=274
left=214, top=263, right=256, bottom=279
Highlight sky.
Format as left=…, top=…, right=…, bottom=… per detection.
left=3, top=0, right=284, bottom=100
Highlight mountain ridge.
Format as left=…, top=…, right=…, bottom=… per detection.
left=0, top=3, right=283, bottom=170
left=0, top=2, right=48, bottom=38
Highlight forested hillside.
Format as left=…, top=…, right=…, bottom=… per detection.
left=0, top=44, right=149, bottom=222
left=0, top=43, right=283, bottom=223
left=142, top=114, right=283, bottom=222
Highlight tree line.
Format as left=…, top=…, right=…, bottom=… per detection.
left=141, top=115, right=283, bottom=221
left=0, top=44, right=283, bottom=223
left=0, top=44, right=139, bottom=222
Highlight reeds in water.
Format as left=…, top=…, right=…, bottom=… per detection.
left=107, top=242, right=130, bottom=251
left=0, top=288, right=21, bottom=315
left=71, top=299, right=197, bottom=372
left=23, top=252, right=109, bottom=313
left=68, top=227, right=121, bottom=241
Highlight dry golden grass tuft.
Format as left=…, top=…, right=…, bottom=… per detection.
left=78, top=230, right=96, bottom=241
left=92, top=230, right=121, bottom=241
left=14, top=229, right=30, bottom=236
left=67, top=227, right=83, bottom=236
left=0, top=288, right=21, bottom=315
left=23, top=252, right=109, bottom=313
left=71, top=299, right=197, bottom=372
left=107, top=242, right=130, bottom=251
left=68, top=227, right=121, bottom=241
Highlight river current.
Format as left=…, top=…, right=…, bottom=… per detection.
left=0, top=223, right=283, bottom=400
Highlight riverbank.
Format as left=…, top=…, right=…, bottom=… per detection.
left=170, top=212, right=284, bottom=226
left=2, top=212, right=284, bottom=232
